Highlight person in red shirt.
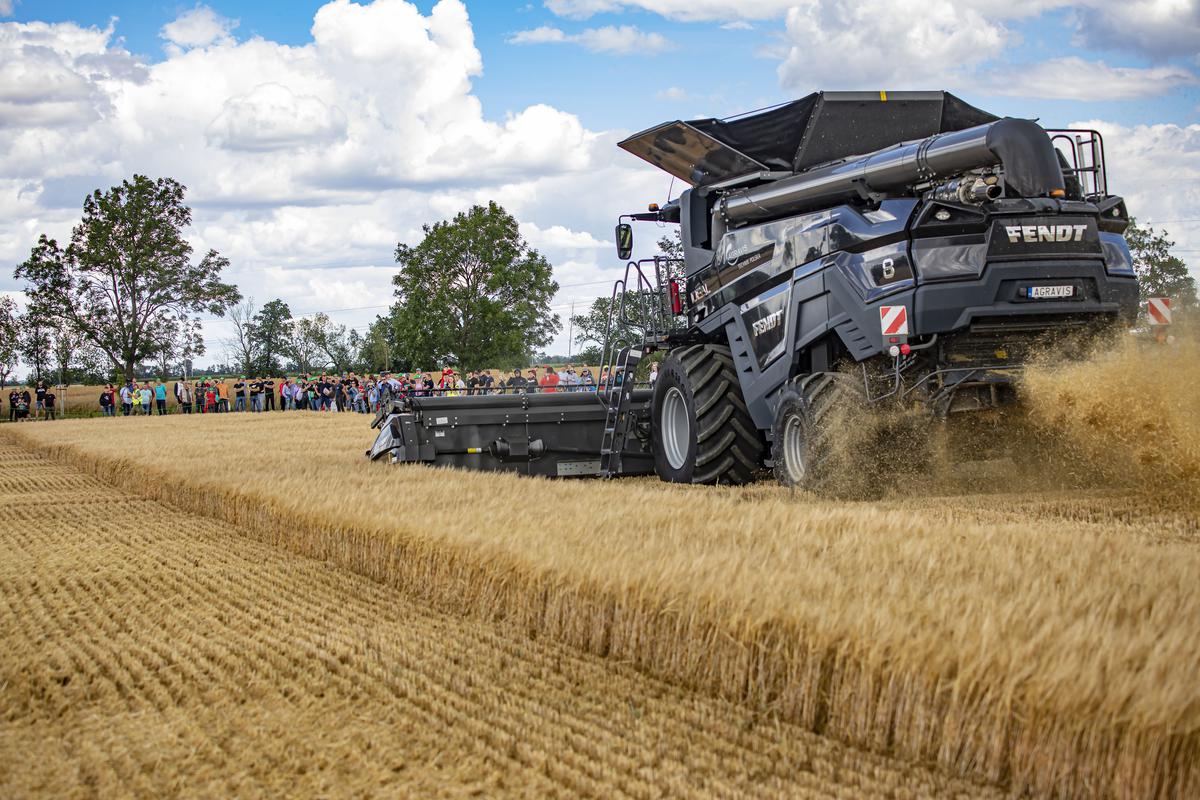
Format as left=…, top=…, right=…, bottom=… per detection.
left=539, top=366, right=559, bottom=393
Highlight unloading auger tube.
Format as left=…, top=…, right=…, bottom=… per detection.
left=717, top=118, right=1065, bottom=227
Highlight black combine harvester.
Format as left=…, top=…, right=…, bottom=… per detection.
left=370, top=91, right=1139, bottom=487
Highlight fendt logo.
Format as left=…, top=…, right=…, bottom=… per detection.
left=1005, top=224, right=1087, bottom=243
left=751, top=310, right=783, bottom=337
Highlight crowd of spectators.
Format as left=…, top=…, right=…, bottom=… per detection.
left=6, top=380, right=58, bottom=422
left=3, top=363, right=656, bottom=422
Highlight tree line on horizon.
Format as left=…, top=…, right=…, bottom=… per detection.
left=1, top=177, right=564, bottom=387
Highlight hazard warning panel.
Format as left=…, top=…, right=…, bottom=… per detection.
left=879, top=305, right=909, bottom=336
left=1148, top=297, right=1172, bottom=325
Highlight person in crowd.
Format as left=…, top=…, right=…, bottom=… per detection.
left=139, top=382, right=153, bottom=415
left=526, top=368, right=540, bottom=394
left=233, top=377, right=247, bottom=412
left=119, top=382, right=133, bottom=416
left=8, top=388, right=20, bottom=422
left=173, top=377, right=186, bottom=408
left=154, top=380, right=168, bottom=415
left=277, top=378, right=287, bottom=411
left=98, top=385, right=114, bottom=416
left=539, top=365, right=559, bottom=393
left=34, top=379, right=47, bottom=420
left=12, top=387, right=30, bottom=421
left=505, top=368, right=525, bottom=394
left=263, top=376, right=276, bottom=411
left=558, top=365, right=578, bottom=392
left=130, top=383, right=143, bottom=415
left=649, top=362, right=659, bottom=385
left=334, top=379, right=348, bottom=411
left=217, top=381, right=230, bottom=412
left=193, top=378, right=205, bottom=413
left=178, top=381, right=192, bottom=414
left=43, top=388, right=56, bottom=421
left=204, top=382, right=217, bottom=413
left=580, top=368, right=595, bottom=391
left=249, top=377, right=263, bottom=411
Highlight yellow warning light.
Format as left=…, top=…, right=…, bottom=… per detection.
left=648, top=203, right=660, bottom=212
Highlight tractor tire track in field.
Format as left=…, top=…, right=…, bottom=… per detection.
left=0, top=439, right=998, bottom=798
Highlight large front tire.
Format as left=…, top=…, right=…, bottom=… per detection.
left=651, top=345, right=763, bottom=485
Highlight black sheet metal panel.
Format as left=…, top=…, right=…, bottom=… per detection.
left=618, top=91, right=997, bottom=186
left=372, top=391, right=655, bottom=478
left=616, top=121, right=768, bottom=187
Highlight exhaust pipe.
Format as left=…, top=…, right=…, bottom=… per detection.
left=717, top=118, right=1064, bottom=226
left=932, top=176, right=1003, bottom=205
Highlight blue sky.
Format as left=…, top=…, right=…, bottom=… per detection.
left=2, top=0, right=1199, bottom=358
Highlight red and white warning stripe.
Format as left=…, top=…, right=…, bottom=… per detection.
left=1148, top=297, right=1172, bottom=325
left=879, top=305, right=909, bottom=336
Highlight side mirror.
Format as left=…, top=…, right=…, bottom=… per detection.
left=615, top=223, right=633, bottom=261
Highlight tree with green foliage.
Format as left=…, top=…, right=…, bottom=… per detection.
left=0, top=296, right=19, bottom=388
left=288, top=313, right=360, bottom=374
left=1126, top=219, right=1197, bottom=309
left=253, top=299, right=292, bottom=375
left=359, top=316, right=398, bottom=373
left=391, top=202, right=559, bottom=370
left=14, top=175, right=242, bottom=382
left=18, top=317, right=51, bottom=383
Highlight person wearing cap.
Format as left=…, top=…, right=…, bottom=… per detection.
left=526, top=368, right=540, bottom=394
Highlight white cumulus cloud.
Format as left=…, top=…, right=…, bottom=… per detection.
left=509, top=24, right=672, bottom=54
left=160, top=5, right=238, bottom=50
left=1080, top=119, right=1200, bottom=277
left=980, top=57, right=1198, bottom=100
left=0, top=0, right=670, bottom=356
left=206, top=83, right=348, bottom=152
left=777, top=0, right=1009, bottom=91
left=1072, top=0, right=1200, bottom=59
left=544, top=0, right=793, bottom=22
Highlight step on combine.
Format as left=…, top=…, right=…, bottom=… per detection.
left=370, top=91, right=1139, bottom=487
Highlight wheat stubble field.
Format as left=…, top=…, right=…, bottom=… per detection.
left=2, top=339, right=1198, bottom=798
left=0, top=440, right=999, bottom=799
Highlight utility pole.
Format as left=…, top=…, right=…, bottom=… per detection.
left=567, top=301, right=575, bottom=357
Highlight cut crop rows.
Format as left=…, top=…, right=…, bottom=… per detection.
left=0, top=440, right=996, bottom=798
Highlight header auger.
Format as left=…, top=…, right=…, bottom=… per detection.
left=371, top=90, right=1139, bottom=489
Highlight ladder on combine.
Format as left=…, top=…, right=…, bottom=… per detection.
left=597, top=257, right=680, bottom=477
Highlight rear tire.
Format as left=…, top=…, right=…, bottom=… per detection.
left=651, top=345, right=763, bottom=485
left=771, top=372, right=862, bottom=490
